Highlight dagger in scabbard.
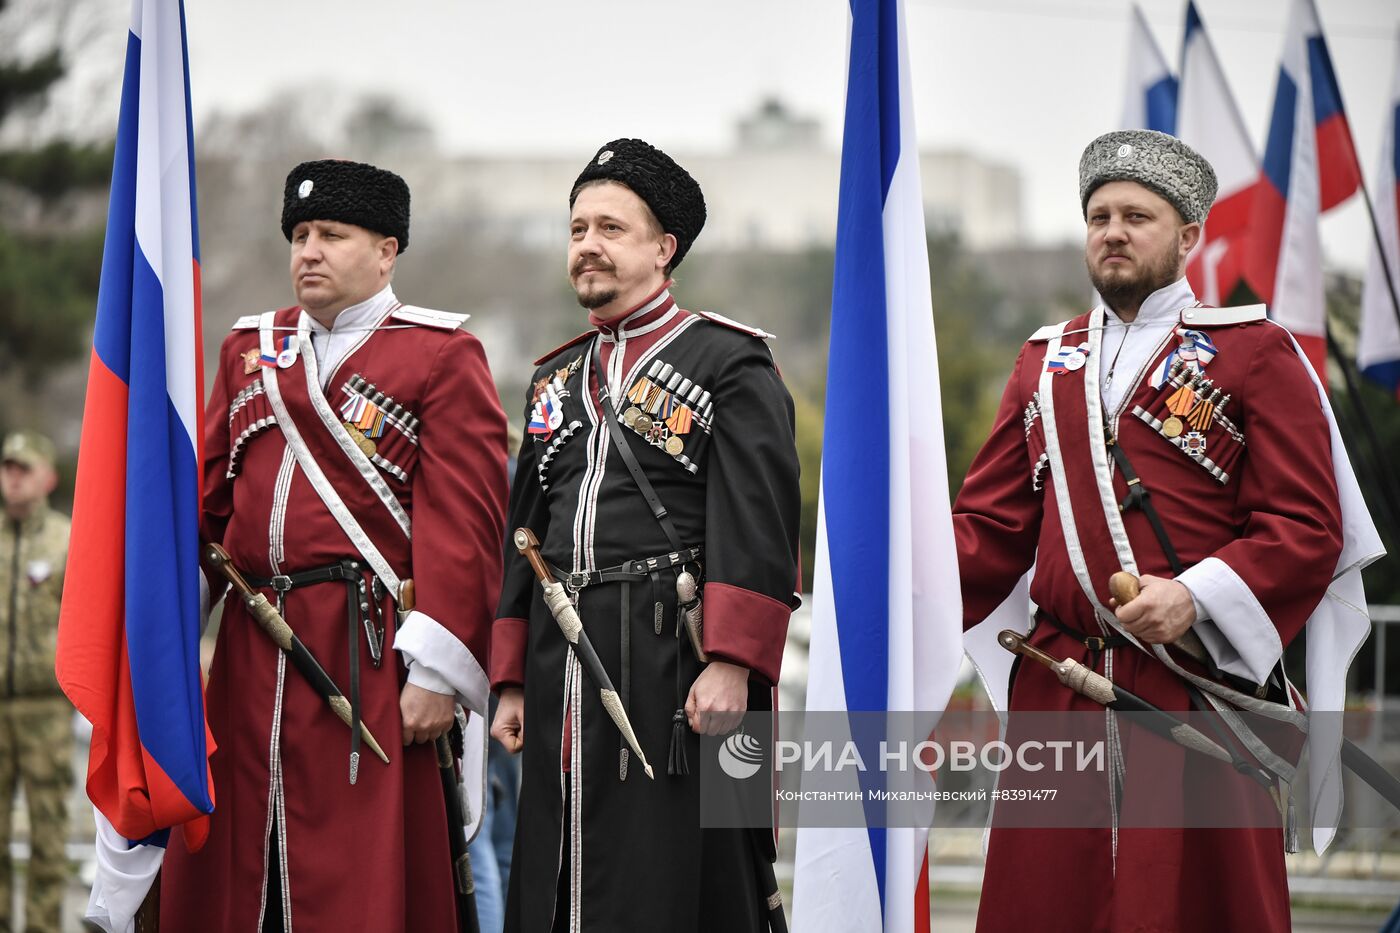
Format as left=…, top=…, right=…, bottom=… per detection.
left=513, top=527, right=655, bottom=780
left=204, top=543, right=390, bottom=766
left=996, top=628, right=1275, bottom=787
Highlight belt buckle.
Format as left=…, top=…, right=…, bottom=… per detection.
left=568, top=572, right=590, bottom=592
left=1085, top=636, right=1107, bottom=651
left=270, top=574, right=293, bottom=593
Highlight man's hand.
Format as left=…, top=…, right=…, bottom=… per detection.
left=491, top=687, right=525, bottom=754
left=685, top=661, right=750, bottom=736
left=1112, top=574, right=1196, bottom=644
left=400, top=683, right=457, bottom=745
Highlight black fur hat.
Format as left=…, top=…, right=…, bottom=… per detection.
left=570, top=139, right=706, bottom=268
left=281, top=159, right=411, bottom=252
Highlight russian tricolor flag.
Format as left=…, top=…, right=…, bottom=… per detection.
left=791, top=1, right=963, bottom=930
left=1358, top=29, right=1400, bottom=400
left=55, top=0, right=213, bottom=858
left=1120, top=4, right=1177, bottom=135
left=1177, top=1, right=1259, bottom=306
left=1245, top=0, right=1361, bottom=375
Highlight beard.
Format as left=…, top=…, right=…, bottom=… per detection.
left=574, top=284, right=618, bottom=310
left=572, top=258, right=618, bottom=310
left=1087, top=234, right=1181, bottom=315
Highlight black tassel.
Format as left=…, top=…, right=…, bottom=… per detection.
left=668, top=709, right=690, bottom=776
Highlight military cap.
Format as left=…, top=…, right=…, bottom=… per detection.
left=2, top=431, right=55, bottom=469
left=281, top=159, right=411, bottom=252
left=1079, top=130, right=1218, bottom=225
left=570, top=139, right=707, bottom=269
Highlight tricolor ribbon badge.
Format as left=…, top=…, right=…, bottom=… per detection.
left=1151, top=326, right=1219, bottom=388
left=1046, top=342, right=1090, bottom=375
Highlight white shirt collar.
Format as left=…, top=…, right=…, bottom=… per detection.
left=304, top=284, right=398, bottom=337
left=1101, top=276, right=1197, bottom=328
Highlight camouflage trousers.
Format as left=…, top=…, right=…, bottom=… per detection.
left=0, top=697, right=73, bottom=933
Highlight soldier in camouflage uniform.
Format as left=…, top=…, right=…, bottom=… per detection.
left=0, top=431, right=73, bottom=933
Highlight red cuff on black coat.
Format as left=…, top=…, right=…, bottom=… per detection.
left=702, top=582, right=791, bottom=685
left=490, top=617, right=529, bottom=691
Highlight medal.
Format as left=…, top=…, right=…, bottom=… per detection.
left=623, top=406, right=643, bottom=428
left=665, top=435, right=684, bottom=456
left=635, top=414, right=654, bottom=433
left=1183, top=431, right=1207, bottom=456
left=1162, top=416, right=1184, bottom=438
left=344, top=423, right=377, bottom=457
left=242, top=348, right=261, bottom=375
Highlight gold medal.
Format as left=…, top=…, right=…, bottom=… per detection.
left=242, top=348, right=261, bottom=375
left=623, top=406, right=643, bottom=428
left=1162, top=416, right=1184, bottom=438
left=665, top=435, right=684, bottom=456
left=345, top=423, right=377, bottom=456
left=635, top=414, right=654, bottom=433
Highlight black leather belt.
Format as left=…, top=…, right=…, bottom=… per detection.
left=245, top=559, right=387, bottom=781
left=548, top=547, right=703, bottom=591
left=548, top=544, right=703, bottom=781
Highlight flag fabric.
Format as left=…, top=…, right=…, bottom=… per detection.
left=1245, top=0, right=1361, bottom=375
left=1121, top=4, right=1177, bottom=134
left=55, top=0, right=212, bottom=856
left=1177, top=1, right=1258, bottom=305
left=1358, top=30, right=1400, bottom=399
left=791, top=1, right=963, bottom=931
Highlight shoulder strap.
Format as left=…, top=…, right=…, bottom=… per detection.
left=591, top=338, right=686, bottom=552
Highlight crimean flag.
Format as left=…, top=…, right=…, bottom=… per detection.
left=1177, top=1, right=1259, bottom=305
left=1245, top=0, right=1361, bottom=375
left=1120, top=4, right=1177, bottom=134
left=791, top=1, right=963, bottom=931
left=55, top=0, right=214, bottom=852
left=1358, top=29, right=1400, bottom=400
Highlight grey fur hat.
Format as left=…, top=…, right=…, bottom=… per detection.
left=1079, top=130, right=1218, bottom=224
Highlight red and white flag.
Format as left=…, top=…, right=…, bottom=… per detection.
left=1245, top=0, right=1361, bottom=375
left=1177, top=1, right=1257, bottom=306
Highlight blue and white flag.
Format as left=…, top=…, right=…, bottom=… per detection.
left=791, top=2, right=963, bottom=930
left=1121, top=4, right=1177, bottom=134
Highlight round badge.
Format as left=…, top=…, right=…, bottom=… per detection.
left=623, top=406, right=643, bottom=428
left=635, top=414, right=654, bottom=433
left=1064, top=354, right=1086, bottom=372
left=598, top=150, right=614, bottom=165
left=276, top=347, right=298, bottom=369
left=1162, top=416, right=1184, bottom=438
left=1117, top=144, right=1133, bottom=159
left=298, top=179, right=314, bottom=199
left=548, top=409, right=564, bottom=431
left=665, top=436, right=684, bottom=456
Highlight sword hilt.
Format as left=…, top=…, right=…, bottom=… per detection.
left=513, top=527, right=553, bottom=584
left=1109, top=571, right=1210, bottom=664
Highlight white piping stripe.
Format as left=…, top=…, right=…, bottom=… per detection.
left=258, top=313, right=403, bottom=596
left=268, top=447, right=295, bottom=574
left=297, top=314, right=412, bottom=537
left=1083, top=308, right=1141, bottom=580
left=1036, top=324, right=1113, bottom=620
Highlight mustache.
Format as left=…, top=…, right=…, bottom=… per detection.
left=572, top=257, right=614, bottom=276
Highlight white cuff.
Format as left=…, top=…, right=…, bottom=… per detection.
left=86, top=808, right=164, bottom=933
left=1176, top=557, right=1282, bottom=684
left=393, top=608, right=489, bottom=716
left=406, top=661, right=454, bottom=696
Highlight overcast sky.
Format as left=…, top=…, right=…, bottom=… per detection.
left=64, top=0, right=1400, bottom=272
